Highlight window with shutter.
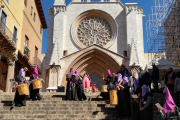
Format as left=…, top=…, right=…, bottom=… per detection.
left=6, top=0, right=9, bottom=4
left=1, top=11, right=7, bottom=33
left=1, top=11, right=7, bottom=24
left=13, top=27, right=17, bottom=44
left=24, top=0, right=27, bottom=6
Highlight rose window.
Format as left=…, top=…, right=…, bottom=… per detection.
left=77, top=17, right=112, bottom=47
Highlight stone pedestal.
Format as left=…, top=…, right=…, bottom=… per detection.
left=5, top=62, right=15, bottom=92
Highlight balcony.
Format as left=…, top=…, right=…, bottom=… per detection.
left=33, top=57, right=42, bottom=69
left=24, top=46, right=30, bottom=60
left=0, top=20, right=18, bottom=62
left=0, top=20, right=17, bottom=47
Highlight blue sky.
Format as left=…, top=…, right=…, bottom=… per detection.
left=41, top=0, right=154, bottom=53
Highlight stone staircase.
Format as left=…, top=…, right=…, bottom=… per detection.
left=0, top=92, right=121, bottom=120
left=0, top=92, right=177, bottom=120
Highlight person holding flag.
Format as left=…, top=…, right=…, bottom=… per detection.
left=158, top=87, right=180, bottom=120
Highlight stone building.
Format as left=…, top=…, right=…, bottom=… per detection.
left=0, top=0, right=47, bottom=92
left=42, top=0, right=146, bottom=92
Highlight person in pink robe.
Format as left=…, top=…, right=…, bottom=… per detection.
left=29, top=65, right=42, bottom=100
left=158, top=87, right=179, bottom=119
left=83, top=73, right=90, bottom=91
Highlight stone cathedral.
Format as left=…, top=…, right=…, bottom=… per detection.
left=42, top=0, right=146, bottom=92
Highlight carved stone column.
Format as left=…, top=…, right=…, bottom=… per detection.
left=5, top=61, right=15, bottom=92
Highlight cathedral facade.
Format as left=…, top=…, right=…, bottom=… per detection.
left=42, top=0, right=145, bottom=91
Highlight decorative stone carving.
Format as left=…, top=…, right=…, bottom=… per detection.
left=77, top=17, right=112, bottom=47
left=71, top=10, right=117, bottom=49
left=0, top=47, right=17, bottom=64
left=125, top=4, right=138, bottom=13
left=54, top=6, right=66, bottom=13
left=137, top=7, right=143, bottom=14
left=48, top=8, right=54, bottom=15
left=54, top=0, right=65, bottom=6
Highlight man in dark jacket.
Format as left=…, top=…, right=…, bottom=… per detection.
left=138, top=67, right=151, bottom=90
left=121, top=64, right=132, bottom=79
left=151, top=63, right=159, bottom=92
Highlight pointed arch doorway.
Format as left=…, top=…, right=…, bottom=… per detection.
left=62, top=48, right=120, bottom=91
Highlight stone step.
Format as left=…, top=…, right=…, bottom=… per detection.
left=0, top=92, right=101, bottom=97
left=0, top=101, right=109, bottom=106
left=0, top=92, right=174, bottom=120
left=0, top=110, right=118, bottom=115
left=0, top=119, right=124, bottom=120
left=0, top=101, right=114, bottom=106
left=0, top=114, right=120, bottom=119
left=0, top=106, right=117, bottom=111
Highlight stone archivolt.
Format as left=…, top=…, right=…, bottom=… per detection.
left=61, top=46, right=121, bottom=88
left=71, top=9, right=117, bottom=49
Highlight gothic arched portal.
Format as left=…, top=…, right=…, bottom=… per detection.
left=61, top=48, right=120, bottom=91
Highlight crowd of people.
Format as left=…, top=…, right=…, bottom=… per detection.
left=11, top=63, right=180, bottom=119
left=66, top=63, right=180, bottom=120
left=105, top=64, right=180, bottom=120
left=65, top=68, right=95, bottom=101
left=102, top=64, right=153, bottom=120
left=139, top=63, right=180, bottom=104
left=11, top=65, right=43, bottom=107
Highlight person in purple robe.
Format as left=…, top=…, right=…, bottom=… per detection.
left=113, top=73, right=122, bottom=90
left=74, top=71, right=87, bottom=101
left=12, top=69, right=27, bottom=107
left=118, top=76, right=131, bottom=118
left=104, top=69, right=114, bottom=91
left=139, top=84, right=153, bottom=120
left=101, top=69, right=114, bottom=100
left=132, top=75, right=142, bottom=120
left=19, top=68, right=25, bottom=80
left=158, top=87, right=180, bottom=120
left=65, top=68, right=75, bottom=100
